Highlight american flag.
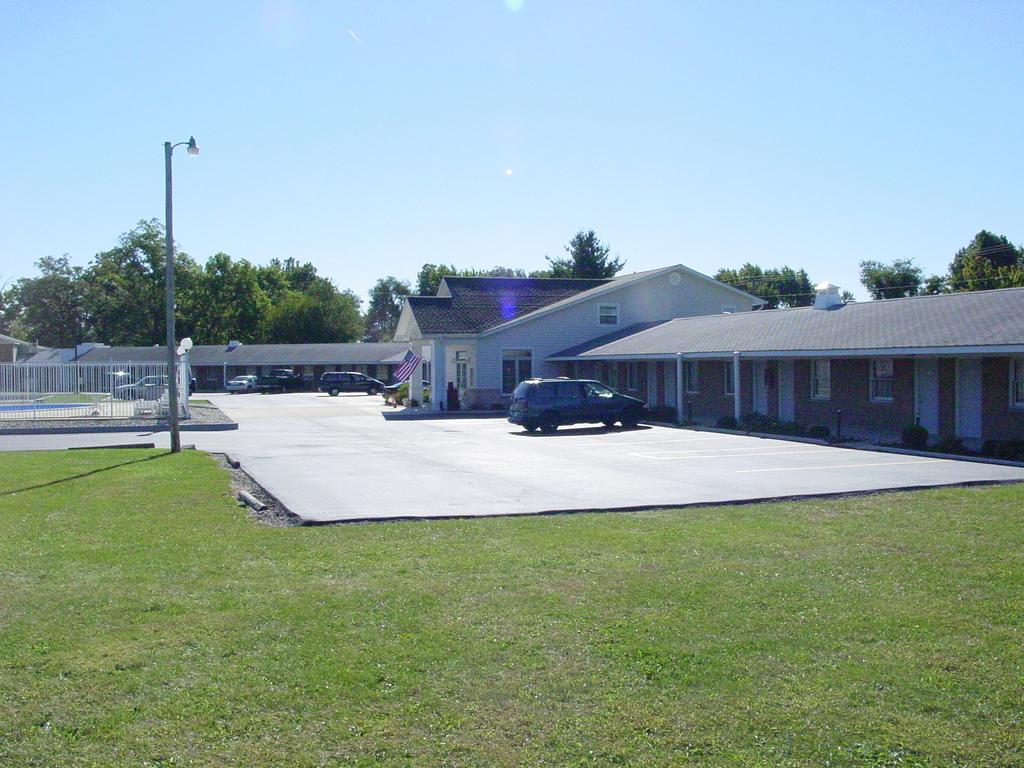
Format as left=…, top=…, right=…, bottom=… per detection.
left=394, top=349, right=423, bottom=382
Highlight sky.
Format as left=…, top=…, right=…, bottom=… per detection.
left=1, top=0, right=1022, bottom=304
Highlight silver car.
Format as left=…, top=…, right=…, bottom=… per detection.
left=225, top=375, right=257, bottom=393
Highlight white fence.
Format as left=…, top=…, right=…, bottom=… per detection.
left=0, top=362, right=189, bottom=422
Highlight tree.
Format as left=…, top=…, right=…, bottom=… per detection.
left=365, top=276, right=411, bottom=341
left=946, top=230, right=1024, bottom=292
left=859, top=258, right=924, bottom=299
left=713, top=264, right=814, bottom=309
left=416, top=264, right=529, bottom=295
left=416, top=263, right=460, bottom=296
left=191, top=253, right=271, bottom=343
left=545, top=230, right=624, bottom=279
left=84, top=219, right=201, bottom=345
left=265, top=280, right=363, bottom=343
left=923, top=274, right=947, bottom=295
left=0, top=278, right=19, bottom=335
left=5, top=255, right=87, bottom=347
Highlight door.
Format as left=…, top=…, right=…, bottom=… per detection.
left=777, top=360, right=795, bottom=422
left=752, top=361, right=768, bottom=415
left=582, top=381, right=617, bottom=421
left=914, top=359, right=939, bottom=438
left=555, top=381, right=584, bottom=422
left=955, top=358, right=982, bottom=441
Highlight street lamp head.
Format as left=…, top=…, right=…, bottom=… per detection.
left=186, top=136, right=199, bottom=156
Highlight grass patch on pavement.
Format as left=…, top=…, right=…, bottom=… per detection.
left=1, top=449, right=1022, bottom=766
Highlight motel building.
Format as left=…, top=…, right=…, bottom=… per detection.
left=23, top=342, right=413, bottom=391
left=396, top=269, right=1024, bottom=449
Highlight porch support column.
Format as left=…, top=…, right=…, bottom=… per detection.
left=733, top=351, right=742, bottom=422
left=430, top=339, right=447, bottom=411
left=675, top=353, right=684, bottom=424
left=646, top=360, right=658, bottom=408
left=409, top=342, right=424, bottom=406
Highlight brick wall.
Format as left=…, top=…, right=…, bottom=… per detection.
left=981, top=357, right=1024, bottom=442
left=685, top=360, right=734, bottom=423
left=793, top=358, right=915, bottom=440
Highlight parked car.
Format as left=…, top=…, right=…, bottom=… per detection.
left=508, top=378, right=646, bottom=433
left=320, top=371, right=385, bottom=396
left=225, top=375, right=258, bottom=393
left=256, top=369, right=305, bottom=393
left=114, top=374, right=197, bottom=400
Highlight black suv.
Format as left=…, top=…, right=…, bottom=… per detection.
left=320, top=371, right=385, bottom=396
left=508, top=378, right=646, bottom=433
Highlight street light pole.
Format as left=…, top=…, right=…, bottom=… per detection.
left=164, top=136, right=198, bottom=454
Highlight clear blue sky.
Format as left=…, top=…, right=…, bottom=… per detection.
left=2, top=0, right=1021, bottom=303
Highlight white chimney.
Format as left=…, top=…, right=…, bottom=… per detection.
left=813, top=282, right=844, bottom=310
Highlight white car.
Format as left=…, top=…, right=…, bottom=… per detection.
left=225, top=375, right=257, bottom=393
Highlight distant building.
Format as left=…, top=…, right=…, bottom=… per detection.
left=0, top=333, right=43, bottom=363
left=394, top=266, right=761, bottom=410
left=21, top=341, right=412, bottom=390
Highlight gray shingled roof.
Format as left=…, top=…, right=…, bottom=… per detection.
left=19, top=348, right=63, bottom=364
left=74, top=343, right=411, bottom=366
left=409, top=276, right=610, bottom=334
left=0, top=333, right=36, bottom=346
left=549, top=288, right=1024, bottom=359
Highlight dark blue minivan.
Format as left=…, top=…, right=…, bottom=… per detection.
left=508, top=378, right=645, bottom=433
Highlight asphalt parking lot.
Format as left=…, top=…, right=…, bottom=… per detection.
left=4, top=392, right=1024, bottom=522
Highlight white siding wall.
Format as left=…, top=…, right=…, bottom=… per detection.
left=475, top=271, right=756, bottom=391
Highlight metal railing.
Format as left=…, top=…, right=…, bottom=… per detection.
left=0, top=362, right=188, bottom=423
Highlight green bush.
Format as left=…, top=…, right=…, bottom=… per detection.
left=982, top=440, right=1024, bottom=461
left=742, top=414, right=805, bottom=436
left=934, top=437, right=966, bottom=454
left=902, top=424, right=929, bottom=450
left=649, top=406, right=677, bottom=422
left=716, top=415, right=738, bottom=429
left=391, top=382, right=430, bottom=405
left=807, top=425, right=831, bottom=440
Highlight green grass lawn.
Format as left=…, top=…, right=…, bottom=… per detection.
left=39, top=393, right=109, bottom=404
left=1, top=450, right=1022, bottom=767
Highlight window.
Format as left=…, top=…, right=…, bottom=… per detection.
left=1013, top=358, right=1024, bottom=408
left=454, top=350, right=469, bottom=390
left=811, top=359, right=831, bottom=400
left=501, top=349, right=532, bottom=394
left=598, top=303, right=619, bottom=325
left=555, top=381, right=582, bottom=402
left=607, top=362, right=619, bottom=389
left=533, top=382, right=556, bottom=403
left=583, top=381, right=615, bottom=399
left=683, top=361, right=699, bottom=393
left=627, top=362, right=639, bottom=390
left=723, top=362, right=735, bottom=396
left=870, top=358, right=894, bottom=402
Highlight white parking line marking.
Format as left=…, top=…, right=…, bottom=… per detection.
left=571, top=437, right=722, bottom=447
left=737, top=459, right=945, bottom=473
left=629, top=444, right=836, bottom=458
left=629, top=449, right=829, bottom=460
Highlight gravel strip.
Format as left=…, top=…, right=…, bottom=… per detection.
left=0, top=403, right=236, bottom=433
left=209, top=452, right=302, bottom=527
